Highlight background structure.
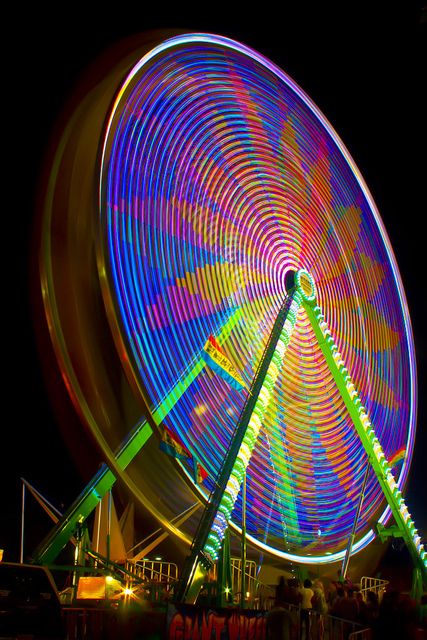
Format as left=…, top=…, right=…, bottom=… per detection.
left=2, top=4, right=426, bottom=570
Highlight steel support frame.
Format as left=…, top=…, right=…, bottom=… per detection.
left=301, top=284, right=426, bottom=585
left=32, top=309, right=243, bottom=565
left=175, top=275, right=303, bottom=603
left=177, top=268, right=426, bottom=602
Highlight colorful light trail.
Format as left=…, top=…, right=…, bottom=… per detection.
left=97, top=33, right=416, bottom=563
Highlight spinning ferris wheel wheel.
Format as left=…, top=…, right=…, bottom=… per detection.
left=35, top=32, right=425, bottom=596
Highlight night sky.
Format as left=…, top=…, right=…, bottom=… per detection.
left=2, top=4, right=426, bottom=568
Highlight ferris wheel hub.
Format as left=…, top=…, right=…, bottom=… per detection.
left=286, top=269, right=317, bottom=304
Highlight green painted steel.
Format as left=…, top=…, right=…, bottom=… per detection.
left=34, top=267, right=426, bottom=594
left=33, top=309, right=243, bottom=565
left=300, top=274, right=426, bottom=586
left=178, top=267, right=426, bottom=603
left=175, top=281, right=302, bottom=603
left=203, top=292, right=302, bottom=562
left=217, top=528, right=233, bottom=607
left=268, top=410, right=301, bottom=544
left=32, top=421, right=152, bottom=565
left=152, top=308, right=243, bottom=425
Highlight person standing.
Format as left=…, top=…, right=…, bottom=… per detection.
left=311, top=579, right=328, bottom=640
left=298, top=578, right=314, bottom=640
left=275, top=575, right=287, bottom=608
left=339, top=589, right=359, bottom=639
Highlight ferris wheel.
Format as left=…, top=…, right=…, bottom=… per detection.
left=36, top=32, right=425, bottom=590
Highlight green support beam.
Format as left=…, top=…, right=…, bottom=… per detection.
left=268, top=408, right=301, bottom=544
left=175, top=268, right=426, bottom=604
left=32, top=308, right=243, bottom=565
left=298, top=270, right=426, bottom=586
left=32, top=422, right=152, bottom=565
left=175, top=277, right=303, bottom=603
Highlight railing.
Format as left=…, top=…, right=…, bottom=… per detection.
left=230, top=558, right=258, bottom=600
left=132, top=558, right=178, bottom=585
left=62, top=570, right=395, bottom=638
left=230, top=558, right=260, bottom=606
left=359, top=576, right=388, bottom=602
left=254, top=581, right=276, bottom=611
left=323, top=613, right=370, bottom=640
left=267, top=602, right=371, bottom=640
left=209, top=557, right=275, bottom=609
left=63, top=601, right=374, bottom=639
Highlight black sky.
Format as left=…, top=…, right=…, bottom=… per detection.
left=2, top=4, right=426, bottom=563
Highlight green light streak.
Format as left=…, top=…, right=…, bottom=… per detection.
left=152, top=307, right=243, bottom=424
left=34, top=307, right=243, bottom=564
left=268, top=402, right=301, bottom=544
left=203, top=293, right=302, bottom=560
left=301, top=280, right=426, bottom=580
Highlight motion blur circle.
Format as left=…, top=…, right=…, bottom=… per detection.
left=41, top=32, right=417, bottom=565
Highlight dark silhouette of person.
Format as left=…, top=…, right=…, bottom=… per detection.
left=298, top=579, right=314, bottom=640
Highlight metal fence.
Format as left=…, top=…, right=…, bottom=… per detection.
left=133, top=558, right=179, bottom=584
left=266, top=602, right=372, bottom=640
left=62, top=602, right=373, bottom=640
left=359, top=576, right=388, bottom=602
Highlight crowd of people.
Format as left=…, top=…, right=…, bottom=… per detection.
left=267, top=574, right=426, bottom=640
